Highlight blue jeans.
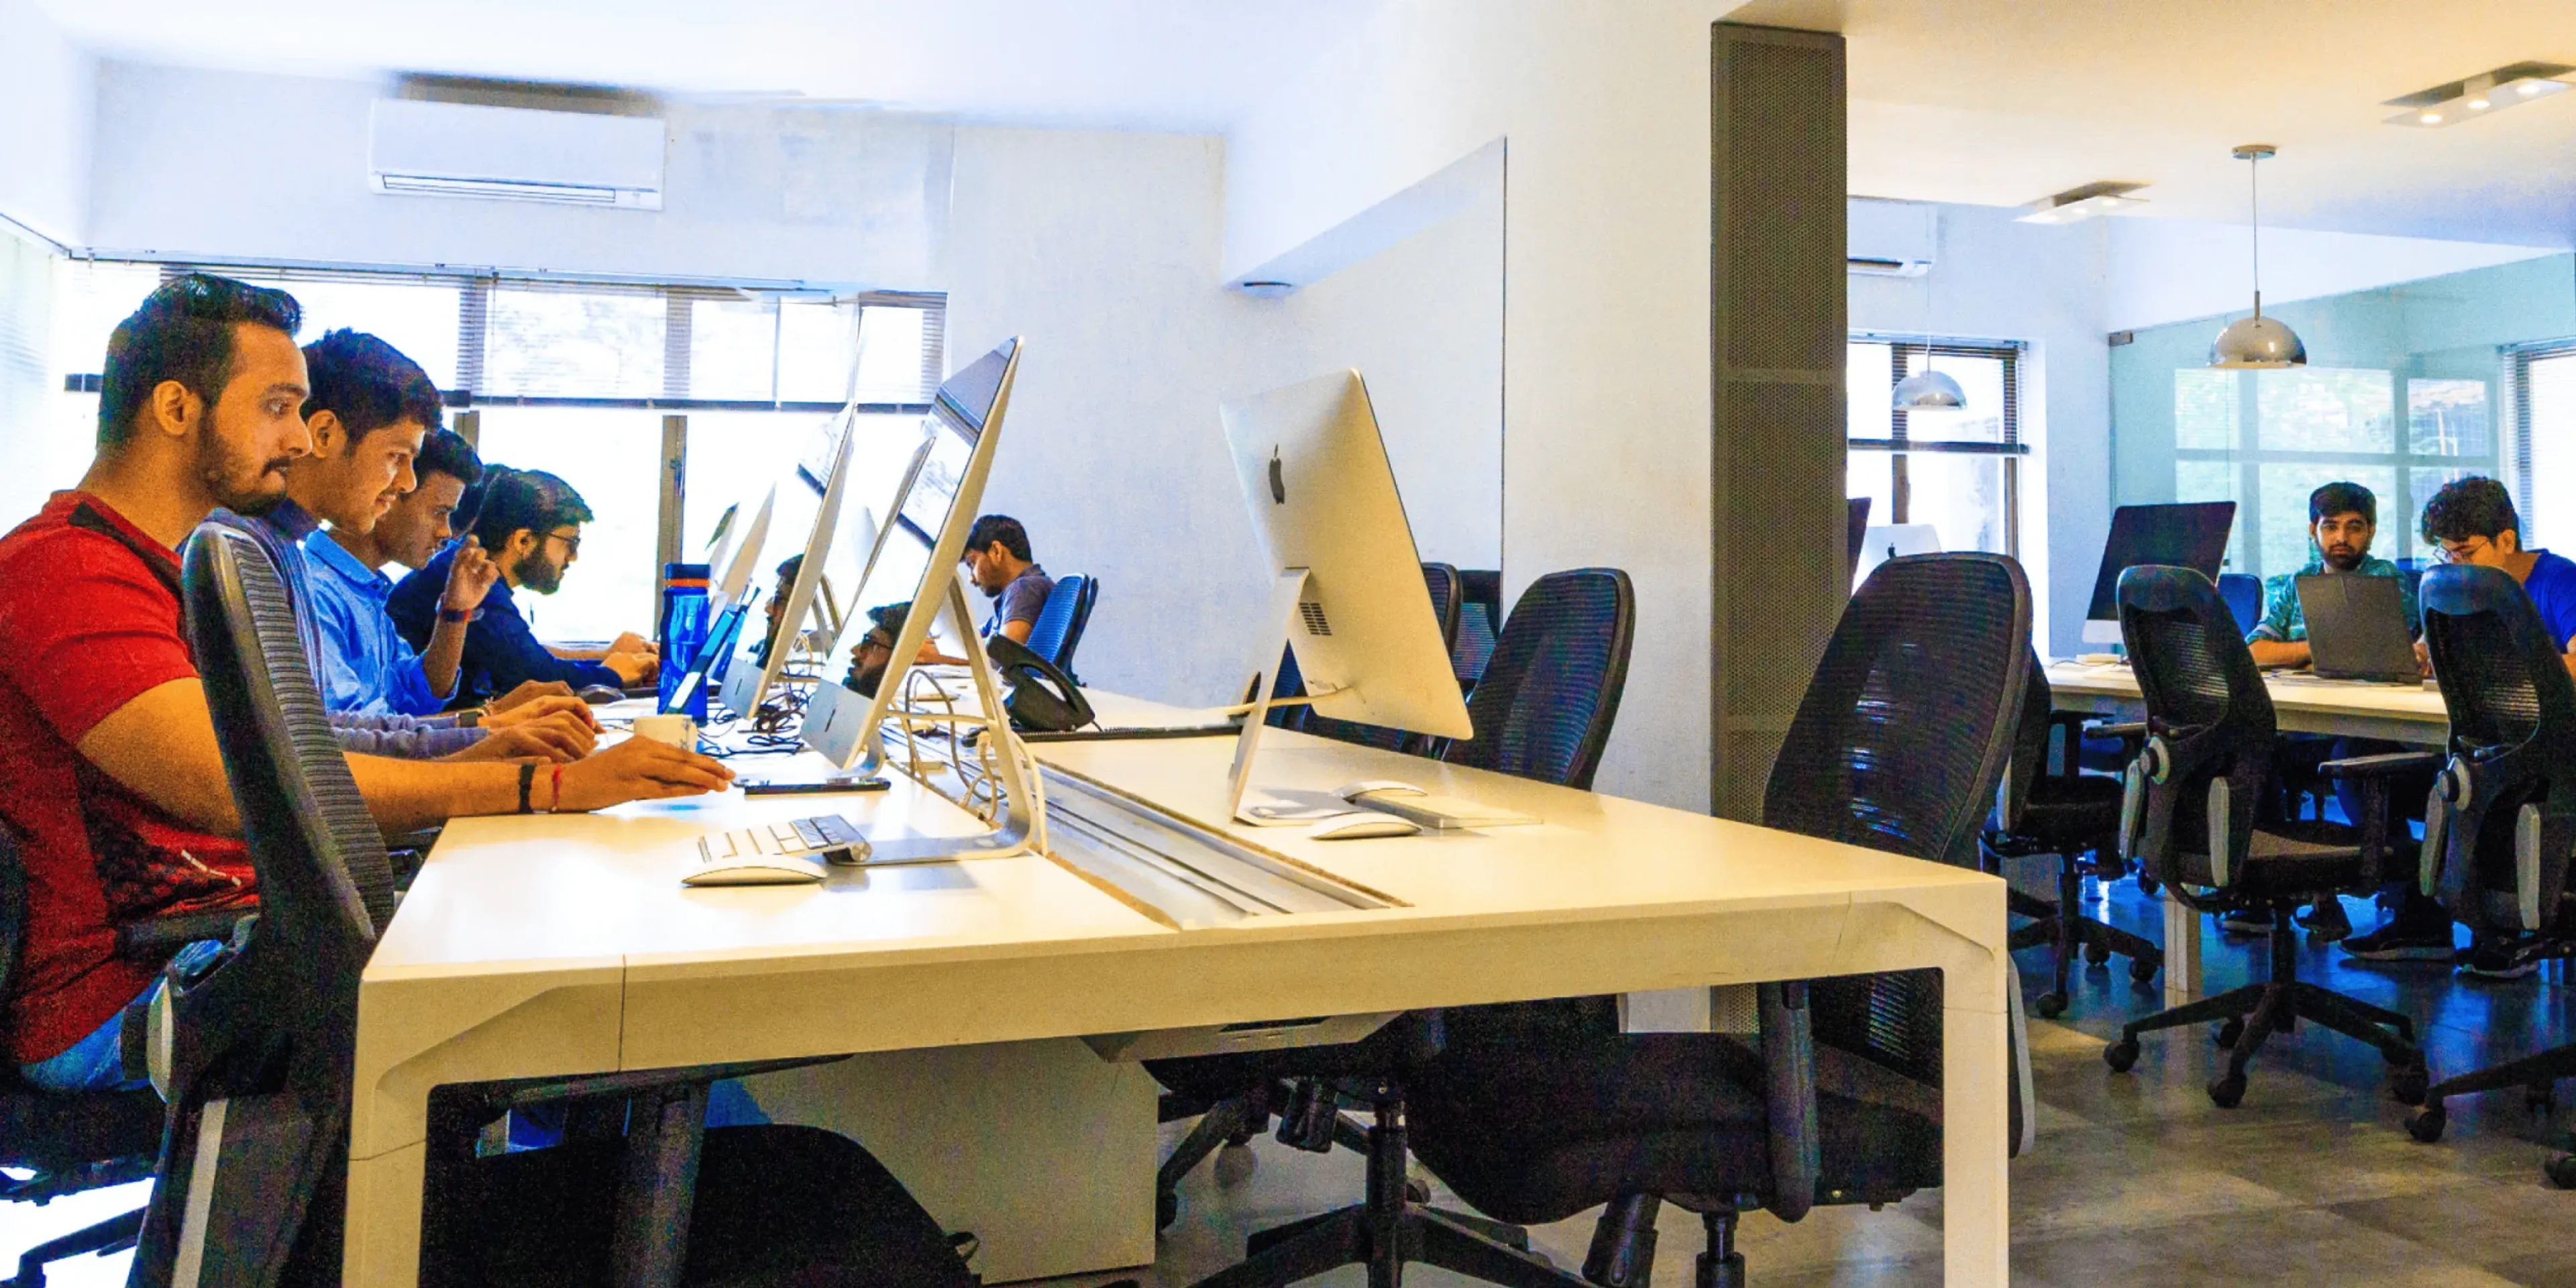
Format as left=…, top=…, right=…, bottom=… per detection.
left=19, top=941, right=223, bottom=1093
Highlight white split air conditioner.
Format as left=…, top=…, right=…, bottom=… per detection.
left=370, top=99, right=665, bottom=210
left=1846, top=198, right=1935, bottom=276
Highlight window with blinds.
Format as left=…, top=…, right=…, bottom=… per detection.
left=1845, top=335, right=2027, bottom=557
left=2516, top=339, right=2576, bottom=549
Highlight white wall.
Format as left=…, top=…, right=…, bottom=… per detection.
left=0, top=0, right=95, bottom=244
left=83, top=62, right=949, bottom=287
left=1849, top=199, right=2111, bottom=657
left=1228, top=0, right=1745, bottom=812
left=2107, top=217, right=2560, bottom=333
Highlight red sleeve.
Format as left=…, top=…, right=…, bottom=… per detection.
left=0, top=529, right=199, bottom=745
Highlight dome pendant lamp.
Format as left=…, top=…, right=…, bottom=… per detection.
left=1892, top=246, right=1967, bottom=411
left=2210, top=144, right=2307, bottom=369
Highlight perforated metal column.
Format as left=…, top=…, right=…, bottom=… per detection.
left=1711, top=23, right=1847, bottom=821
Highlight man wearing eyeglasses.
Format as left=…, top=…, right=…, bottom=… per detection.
left=387, top=468, right=658, bottom=702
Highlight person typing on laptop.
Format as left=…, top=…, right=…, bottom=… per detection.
left=0, top=276, right=733, bottom=1093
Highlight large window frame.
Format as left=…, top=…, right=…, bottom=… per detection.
left=2514, top=339, right=2576, bottom=545
left=1845, top=333, right=2027, bottom=558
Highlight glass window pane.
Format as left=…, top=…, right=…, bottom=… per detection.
left=236, top=276, right=460, bottom=391
left=2407, top=378, right=2489, bottom=458
left=484, top=288, right=665, bottom=398
left=1902, top=352, right=2006, bottom=444
left=2175, top=369, right=2240, bottom=450
left=471, top=409, right=665, bottom=643
left=1845, top=342, right=1892, bottom=441
left=2175, top=459, right=2246, bottom=573
left=2405, top=466, right=2478, bottom=561
left=776, top=301, right=858, bottom=403
left=854, top=306, right=928, bottom=402
left=1905, top=453, right=2007, bottom=554
left=2526, top=355, right=2576, bottom=550
left=1846, top=450, right=1892, bottom=533
left=689, top=299, right=777, bottom=402
left=2257, top=462, right=2395, bottom=580
left=2254, top=367, right=2394, bottom=453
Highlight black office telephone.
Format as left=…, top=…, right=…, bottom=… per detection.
left=985, top=635, right=1095, bottom=733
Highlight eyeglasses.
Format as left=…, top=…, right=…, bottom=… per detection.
left=542, top=529, right=582, bottom=557
left=2432, top=538, right=2487, bottom=566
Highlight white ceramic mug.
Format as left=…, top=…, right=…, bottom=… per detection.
left=632, top=714, right=699, bottom=748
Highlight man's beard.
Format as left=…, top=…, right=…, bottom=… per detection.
left=195, top=405, right=293, bottom=515
left=513, top=550, right=566, bottom=594
left=2320, top=545, right=2366, bottom=572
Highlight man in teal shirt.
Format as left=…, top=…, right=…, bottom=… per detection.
left=2245, top=480, right=2418, bottom=667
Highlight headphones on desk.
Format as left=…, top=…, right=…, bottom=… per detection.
left=984, top=636, right=1094, bottom=733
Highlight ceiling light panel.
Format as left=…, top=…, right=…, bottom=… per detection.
left=2385, top=62, right=2571, bottom=127
left=2015, top=180, right=2149, bottom=224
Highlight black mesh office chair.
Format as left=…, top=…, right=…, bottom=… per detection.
left=2100, top=565, right=2432, bottom=1109
left=2399, top=565, right=2576, bottom=1184
left=1453, top=569, right=1503, bottom=693
left=1440, top=569, right=1633, bottom=789
left=131, top=517, right=971, bottom=1287
left=0, top=832, right=172, bottom=1288
left=1303, top=563, right=1465, bottom=755
left=1404, top=553, right=2039, bottom=1288
left=1984, top=651, right=2163, bottom=1016
left=1142, top=566, right=1635, bottom=1286
left=1024, top=574, right=1097, bottom=681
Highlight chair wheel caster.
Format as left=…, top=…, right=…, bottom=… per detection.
left=2035, top=991, right=2068, bottom=1018
left=2104, top=1038, right=2140, bottom=1073
left=2407, top=1103, right=2448, bottom=1143
left=2138, top=875, right=2160, bottom=898
left=2546, top=1155, right=2576, bottom=1189
left=1157, top=1188, right=1179, bottom=1232
left=1405, top=1177, right=1432, bottom=1205
left=2129, top=955, right=2161, bottom=983
left=2208, top=1073, right=2248, bottom=1108
left=2084, top=941, right=2112, bottom=966
left=2390, top=1062, right=2430, bottom=1108
left=1212, top=1141, right=1258, bottom=1188
left=2214, top=1018, right=2245, bottom=1049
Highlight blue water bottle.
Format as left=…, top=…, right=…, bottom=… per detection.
left=657, top=562, right=712, bottom=719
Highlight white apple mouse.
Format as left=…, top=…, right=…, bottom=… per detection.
left=1311, top=812, right=1422, bottom=841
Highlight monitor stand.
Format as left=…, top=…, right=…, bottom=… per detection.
left=1227, top=568, right=1350, bottom=827
left=843, top=576, right=1052, bottom=863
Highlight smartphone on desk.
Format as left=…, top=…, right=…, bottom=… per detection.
left=741, top=776, right=891, bottom=797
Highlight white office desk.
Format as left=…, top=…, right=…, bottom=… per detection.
left=2045, top=659, right=2447, bottom=1004
left=345, top=698, right=2015, bottom=1287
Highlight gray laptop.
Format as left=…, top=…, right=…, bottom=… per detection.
left=2295, top=574, right=2418, bottom=683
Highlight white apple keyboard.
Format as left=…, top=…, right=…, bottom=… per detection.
left=684, top=814, right=873, bottom=886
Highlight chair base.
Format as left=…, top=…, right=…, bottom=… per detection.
left=6, top=1205, right=143, bottom=1288
left=2404, top=1041, right=2576, bottom=1177
left=1187, top=1099, right=1582, bottom=1288
left=2104, top=907, right=2423, bottom=1108
left=1157, top=1083, right=1372, bottom=1231
left=2007, top=854, right=2163, bottom=1017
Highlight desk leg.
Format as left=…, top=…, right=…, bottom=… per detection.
left=1943, top=957, right=2010, bottom=1285
left=2163, top=897, right=2202, bottom=1006
left=343, top=1140, right=427, bottom=1288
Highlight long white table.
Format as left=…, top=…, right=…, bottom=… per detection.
left=2045, top=659, right=2448, bottom=1003
left=344, top=696, right=2015, bottom=1285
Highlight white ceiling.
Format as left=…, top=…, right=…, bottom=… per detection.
left=1733, top=0, right=2576, bottom=248
left=32, top=0, right=1381, bottom=133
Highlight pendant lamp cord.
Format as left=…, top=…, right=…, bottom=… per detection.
left=2249, top=154, right=2263, bottom=317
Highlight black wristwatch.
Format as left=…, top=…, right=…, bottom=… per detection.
left=517, top=762, right=536, bottom=814
left=439, top=605, right=478, bottom=625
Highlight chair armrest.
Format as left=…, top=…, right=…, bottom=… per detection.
left=115, top=907, right=253, bottom=961
left=2317, top=751, right=2443, bottom=780
left=1758, top=981, right=1819, bottom=1223
left=2087, top=720, right=2147, bottom=743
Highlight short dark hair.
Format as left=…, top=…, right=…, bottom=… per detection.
left=452, top=465, right=502, bottom=535
left=97, top=273, right=303, bottom=449
left=2421, top=476, right=2522, bottom=546
left=301, top=328, right=443, bottom=447
left=774, top=553, right=804, bottom=584
left=964, top=514, right=1030, bottom=562
left=415, top=428, right=483, bottom=488
left=2308, top=481, right=2377, bottom=527
left=471, top=468, right=595, bottom=553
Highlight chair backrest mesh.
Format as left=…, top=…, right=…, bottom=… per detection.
left=1023, top=574, right=1089, bottom=669
left=2118, top=566, right=2275, bottom=745
left=1995, top=648, right=2054, bottom=829
left=1439, top=568, right=1635, bottom=790
left=1764, top=553, right=2031, bottom=1089
left=0, top=833, right=21, bottom=1047
left=2422, top=564, right=2576, bottom=757
left=1764, top=553, right=2032, bottom=871
left=1452, top=569, right=1503, bottom=686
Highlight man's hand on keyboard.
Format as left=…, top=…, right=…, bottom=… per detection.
left=559, top=736, right=735, bottom=810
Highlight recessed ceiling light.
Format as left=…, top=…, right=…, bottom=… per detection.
left=2015, top=180, right=2149, bottom=225
left=2386, top=61, right=2571, bottom=126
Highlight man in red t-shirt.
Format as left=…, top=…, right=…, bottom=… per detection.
left=0, top=274, right=737, bottom=1091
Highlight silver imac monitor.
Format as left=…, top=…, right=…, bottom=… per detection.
left=1220, top=370, right=1471, bottom=823
left=707, top=484, right=776, bottom=614
left=803, top=338, right=1024, bottom=775
left=718, top=421, right=855, bottom=720
left=1854, top=523, right=1941, bottom=588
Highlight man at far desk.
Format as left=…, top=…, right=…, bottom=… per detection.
left=2245, top=480, right=2418, bottom=671
left=388, top=468, right=659, bottom=702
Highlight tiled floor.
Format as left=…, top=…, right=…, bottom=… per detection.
left=5, top=867, right=2571, bottom=1287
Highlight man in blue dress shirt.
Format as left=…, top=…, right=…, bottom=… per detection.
left=388, top=468, right=657, bottom=702
left=305, top=426, right=492, bottom=716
